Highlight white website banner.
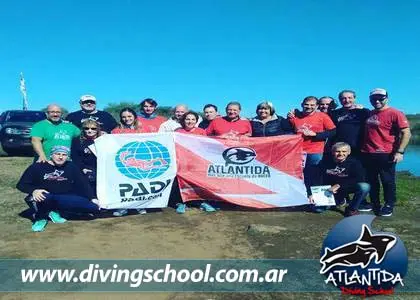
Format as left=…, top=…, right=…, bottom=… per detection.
left=95, top=133, right=177, bottom=209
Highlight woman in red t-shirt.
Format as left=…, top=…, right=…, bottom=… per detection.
left=174, top=111, right=216, bottom=214
left=175, top=111, right=207, bottom=136
left=111, top=107, right=147, bottom=134
left=111, top=108, right=147, bottom=217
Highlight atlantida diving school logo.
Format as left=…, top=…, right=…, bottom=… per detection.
left=207, top=146, right=270, bottom=179
left=114, top=141, right=172, bottom=203
left=320, top=215, right=408, bottom=296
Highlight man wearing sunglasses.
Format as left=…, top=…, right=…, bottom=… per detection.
left=359, top=88, right=411, bottom=217
left=66, top=95, right=118, bottom=133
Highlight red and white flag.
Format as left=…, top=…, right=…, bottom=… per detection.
left=174, top=134, right=308, bottom=208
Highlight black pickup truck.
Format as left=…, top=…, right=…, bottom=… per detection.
left=0, top=110, right=46, bottom=155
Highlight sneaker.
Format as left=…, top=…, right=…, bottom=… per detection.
left=113, top=209, right=128, bottom=217
left=32, top=219, right=48, bottom=232
left=312, top=205, right=327, bottom=213
left=344, top=209, right=360, bottom=217
left=200, top=202, right=217, bottom=212
left=48, top=211, right=67, bottom=223
left=176, top=203, right=186, bottom=214
left=136, top=209, right=147, bottom=215
left=379, top=205, right=393, bottom=217
left=358, top=202, right=373, bottom=212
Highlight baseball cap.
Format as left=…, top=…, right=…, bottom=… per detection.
left=80, top=95, right=97, bottom=103
left=369, top=88, right=388, bottom=97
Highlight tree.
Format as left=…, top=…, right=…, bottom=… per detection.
left=104, top=102, right=173, bottom=120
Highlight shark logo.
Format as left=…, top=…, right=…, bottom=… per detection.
left=320, top=224, right=396, bottom=274
left=43, top=170, right=66, bottom=181
left=222, top=147, right=256, bottom=165
left=325, top=166, right=346, bottom=176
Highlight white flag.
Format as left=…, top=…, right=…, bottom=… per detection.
left=20, top=72, right=28, bottom=110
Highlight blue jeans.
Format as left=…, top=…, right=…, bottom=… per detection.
left=25, top=193, right=99, bottom=221
left=362, top=153, right=396, bottom=208
left=304, top=153, right=323, bottom=196
left=335, top=182, right=370, bottom=211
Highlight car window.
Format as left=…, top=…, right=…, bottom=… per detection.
left=0, top=113, right=5, bottom=124
left=6, top=111, right=46, bottom=122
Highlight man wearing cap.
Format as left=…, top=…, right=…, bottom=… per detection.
left=66, top=95, right=118, bottom=133
left=137, top=98, right=167, bottom=132
left=31, top=104, right=81, bottom=163
left=360, top=88, right=411, bottom=217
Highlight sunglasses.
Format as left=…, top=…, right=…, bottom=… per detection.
left=82, top=100, right=96, bottom=105
left=83, top=127, right=98, bottom=130
left=369, top=95, right=387, bottom=102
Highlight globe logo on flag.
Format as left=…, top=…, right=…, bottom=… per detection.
left=115, top=141, right=171, bottom=180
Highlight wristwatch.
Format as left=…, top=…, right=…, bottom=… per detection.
left=397, top=150, right=405, bottom=154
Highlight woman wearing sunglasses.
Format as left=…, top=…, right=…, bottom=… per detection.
left=71, top=119, right=103, bottom=195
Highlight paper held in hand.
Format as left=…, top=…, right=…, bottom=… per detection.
left=310, top=185, right=336, bottom=206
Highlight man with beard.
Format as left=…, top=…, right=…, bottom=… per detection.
left=31, top=104, right=80, bottom=163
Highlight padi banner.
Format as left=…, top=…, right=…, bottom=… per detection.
left=174, top=133, right=308, bottom=208
left=95, top=133, right=176, bottom=209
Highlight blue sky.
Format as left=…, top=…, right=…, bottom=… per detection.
left=1, top=0, right=419, bottom=117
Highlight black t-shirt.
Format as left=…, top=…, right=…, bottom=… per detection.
left=329, top=108, right=370, bottom=151
left=319, top=157, right=365, bottom=190
left=66, top=110, right=117, bottom=133
left=16, top=161, right=95, bottom=199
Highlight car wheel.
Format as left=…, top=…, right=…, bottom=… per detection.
left=1, top=146, right=15, bottom=156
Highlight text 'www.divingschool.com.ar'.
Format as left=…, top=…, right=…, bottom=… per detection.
left=21, top=263, right=289, bottom=288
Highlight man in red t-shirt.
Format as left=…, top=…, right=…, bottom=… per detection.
left=206, top=101, right=252, bottom=139
left=137, top=98, right=167, bottom=132
left=360, top=88, right=411, bottom=217
left=288, top=96, right=336, bottom=209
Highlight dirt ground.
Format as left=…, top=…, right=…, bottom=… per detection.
left=0, top=156, right=419, bottom=299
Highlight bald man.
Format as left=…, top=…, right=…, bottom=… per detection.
left=159, top=104, right=189, bottom=132
left=31, top=104, right=80, bottom=163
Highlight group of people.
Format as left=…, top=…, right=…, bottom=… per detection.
left=16, top=88, right=411, bottom=232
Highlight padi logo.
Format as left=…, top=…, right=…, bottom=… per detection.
left=119, top=179, right=172, bottom=203
left=115, top=141, right=172, bottom=203
left=208, top=147, right=270, bottom=179
left=115, top=141, right=171, bottom=180
left=222, top=147, right=256, bottom=165
left=320, top=215, right=408, bottom=297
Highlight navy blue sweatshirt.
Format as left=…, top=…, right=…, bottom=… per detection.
left=308, top=157, right=366, bottom=196
left=66, top=110, right=117, bottom=133
left=329, top=108, right=370, bottom=151
left=16, top=161, right=95, bottom=199
left=251, top=115, right=294, bottom=137
left=71, top=138, right=97, bottom=172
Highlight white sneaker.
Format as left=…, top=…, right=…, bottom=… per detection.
left=113, top=209, right=128, bottom=217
